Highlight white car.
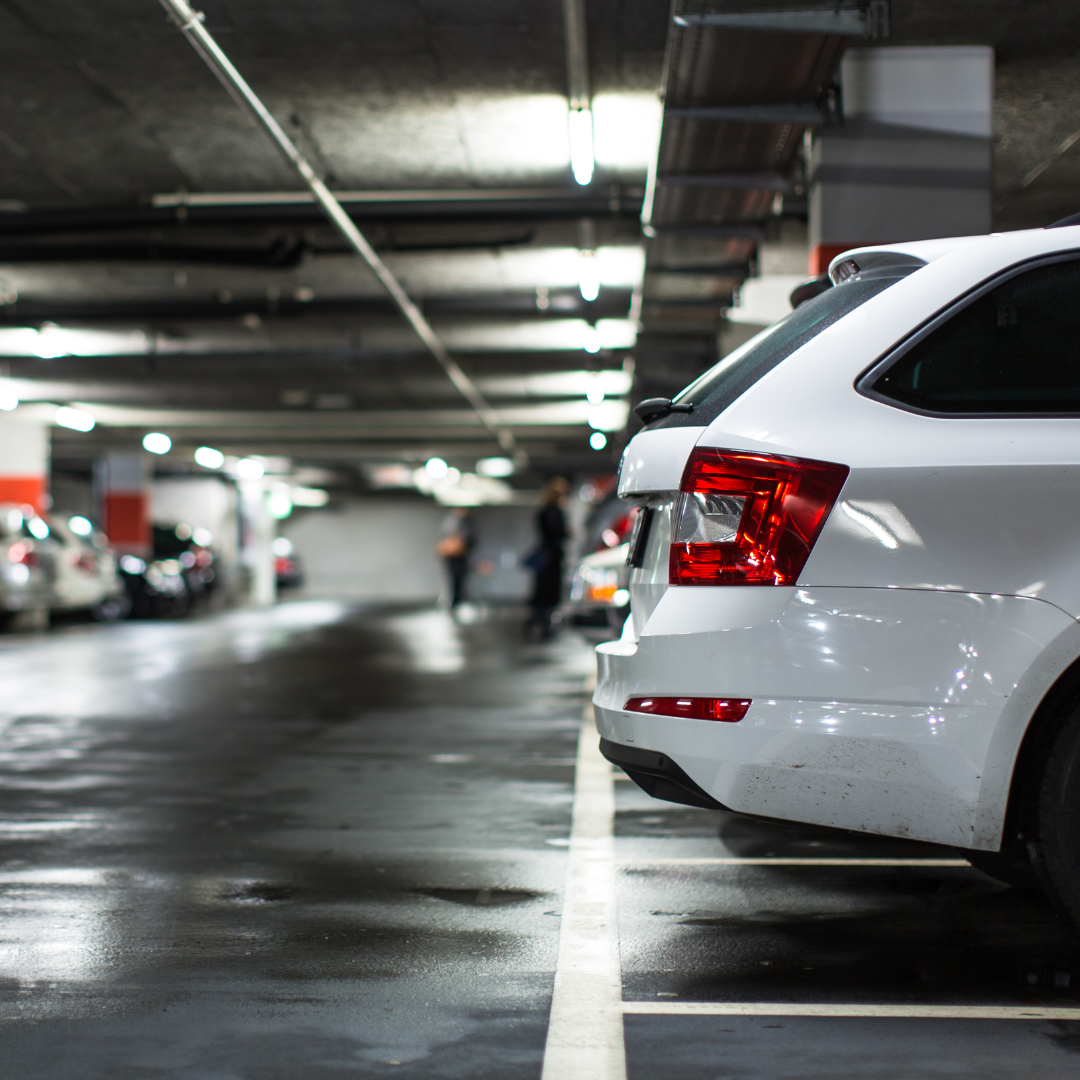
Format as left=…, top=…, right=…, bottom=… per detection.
left=594, top=222, right=1080, bottom=922
left=45, top=514, right=128, bottom=621
left=567, top=543, right=632, bottom=631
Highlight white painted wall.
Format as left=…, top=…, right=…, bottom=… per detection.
left=841, top=46, right=994, bottom=137
left=151, top=477, right=239, bottom=567
left=281, top=495, right=539, bottom=602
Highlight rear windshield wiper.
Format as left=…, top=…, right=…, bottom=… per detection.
left=633, top=398, right=695, bottom=424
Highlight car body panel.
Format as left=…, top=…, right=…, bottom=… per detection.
left=803, top=464, right=1080, bottom=617
left=619, top=426, right=705, bottom=497
left=595, top=585, right=1078, bottom=848
left=601, top=225, right=1080, bottom=850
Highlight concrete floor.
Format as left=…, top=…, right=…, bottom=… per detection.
left=0, top=601, right=1077, bottom=1077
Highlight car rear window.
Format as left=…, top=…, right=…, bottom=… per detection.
left=646, top=267, right=919, bottom=429
left=865, top=254, right=1080, bottom=415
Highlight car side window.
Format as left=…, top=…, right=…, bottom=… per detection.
left=867, top=256, right=1080, bottom=414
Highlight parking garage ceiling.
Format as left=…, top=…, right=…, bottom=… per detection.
left=1, top=1, right=1080, bottom=485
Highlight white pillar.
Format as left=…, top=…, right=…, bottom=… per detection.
left=0, top=416, right=48, bottom=513
left=808, top=46, right=993, bottom=273
left=97, top=451, right=150, bottom=556
left=240, top=480, right=276, bottom=606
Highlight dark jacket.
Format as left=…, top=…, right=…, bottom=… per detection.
left=530, top=503, right=567, bottom=608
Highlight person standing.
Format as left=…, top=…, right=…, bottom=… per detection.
left=524, top=476, right=569, bottom=639
left=436, top=507, right=475, bottom=612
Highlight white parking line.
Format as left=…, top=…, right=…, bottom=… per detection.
left=623, top=1002, right=1080, bottom=1020
left=541, top=715, right=626, bottom=1080
left=620, top=858, right=971, bottom=867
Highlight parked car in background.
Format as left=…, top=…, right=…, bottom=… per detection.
left=595, top=224, right=1080, bottom=928
left=0, top=504, right=53, bottom=628
left=565, top=496, right=636, bottom=632
left=273, top=536, right=303, bottom=589
left=567, top=543, right=631, bottom=632
left=120, top=523, right=219, bottom=618
left=45, top=514, right=129, bottom=621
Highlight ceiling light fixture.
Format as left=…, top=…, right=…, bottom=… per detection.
left=236, top=457, right=265, bottom=480
left=0, top=383, right=18, bottom=411
left=590, top=431, right=608, bottom=450
left=476, top=456, right=515, bottom=478
left=34, top=323, right=66, bottom=360
left=583, top=326, right=602, bottom=354
left=54, top=406, right=95, bottom=432
left=578, top=248, right=600, bottom=301
left=194, top=446, right=225, bottom=469
left=425, top=457, right=449, bottom=479
left=142, top=432, right=172, bottom=455
left=568, top=107, right=595, bottom=186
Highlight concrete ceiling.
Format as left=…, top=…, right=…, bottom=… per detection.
left=0, top=0, right=1078, bottom=488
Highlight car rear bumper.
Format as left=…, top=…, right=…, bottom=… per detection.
left=594, top=584, right=1080, bottom=849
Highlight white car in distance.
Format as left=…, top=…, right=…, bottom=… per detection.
left=595, top=222, right=1080, bottom=925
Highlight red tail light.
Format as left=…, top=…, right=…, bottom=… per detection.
left=8, top=542, right=37, bottom=566
left=670, top=448, right=848, bottom=586
left=625, top=696, right=751, bottom=722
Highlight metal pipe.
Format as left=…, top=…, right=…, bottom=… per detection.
left=562, top=0, right=590, bottom=111
left=156, top=0, right=520, bottom=459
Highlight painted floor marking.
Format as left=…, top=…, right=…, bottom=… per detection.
left=623, top=1002, right=1080, bottom=1020
left=541, top=713, right=626, bottom=1080
left=620, top=857, right=971, bottom=867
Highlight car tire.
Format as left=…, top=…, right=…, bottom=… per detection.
left=91, top=595, right=131, bottom=622
left=1030, top=700, right=1080, bottom=925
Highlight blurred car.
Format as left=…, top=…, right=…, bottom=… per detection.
left=120, top=523, right=219, bottom=618
left=273, top=537, right=303, bottom=589
left=567, top=542, right=631, bottom=631
left=44, top=513, right=129, bottom=621
left=0, top=504, right=53, bottom=628
left=564, top=498, right=638, bottom=632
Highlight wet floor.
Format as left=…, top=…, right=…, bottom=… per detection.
left=0, top=601, right=1077, bottom=1077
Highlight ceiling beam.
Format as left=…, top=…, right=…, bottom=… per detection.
left=673, top=3, right=889, bottom=38
left=665, top=103, right=825, bottom=125
left=657, top=172, right=788, bottom=190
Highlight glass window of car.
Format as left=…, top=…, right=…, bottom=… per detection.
left=866, top=255, right=1080, bottom=414
left=646, top=261, right=923, bottom=430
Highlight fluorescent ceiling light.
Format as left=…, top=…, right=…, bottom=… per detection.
left=591, top=92, right=662, bottom=173
left=142, top=432, right=171, bottom=455
left=590, top=431, right=608, bottom=450
left=291, top=487, right=329, bottom=507
left=235, top=457, right=265, bottom=480
left=194, top=446, right=225, bottom=469
left=54, top=406, right=95, bottom=432
left=0, top=326, right=150, bottom=358
left=476, top=456, right=515, bottom=478
left=585, top=400, right=630, bottom=432
left=478, top=369, right=632, bottom=399
left=268, top=489, right=293, bottom=519
left=578, top=249, right=600, bottom=301
left=568, top=107, right=594, bottom=185
left=425, top=457, right=448, bottom=479
left=0, top=382, right=18, bottom=411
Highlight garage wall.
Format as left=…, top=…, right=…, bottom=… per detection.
left=281, top=496, right=540, bottom=603
left=151, top=477, right=240, bottom=567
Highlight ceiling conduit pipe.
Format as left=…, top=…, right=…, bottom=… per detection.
left=156, top=0, right=522, bottom=461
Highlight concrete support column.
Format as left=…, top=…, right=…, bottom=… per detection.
left=239, top=480, right=276, bottom=607
left=97, top=452, right=150, bottom=556
left=0, top=416, right=49, bottom=513
left=809, top=46, right=994, bottom=274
